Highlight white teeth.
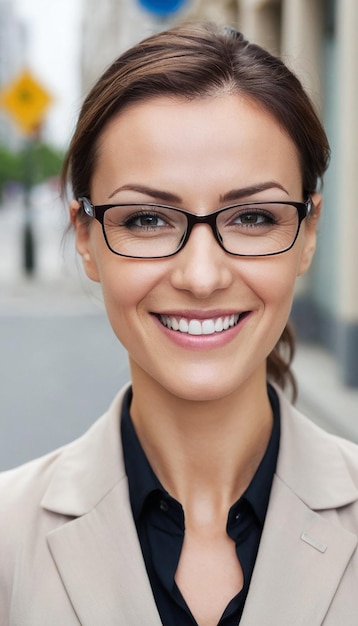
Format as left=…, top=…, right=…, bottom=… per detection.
left=188, top=320, right=202, bottom=335
left=179, top=318, right=189, bottom=333
left=159, top=314, right=241, bottom=336
left=202, top=319, right=215, bottom=335
left=214, top=318, right=224, bottom=332
left=171, top=317, right=180, bottom=331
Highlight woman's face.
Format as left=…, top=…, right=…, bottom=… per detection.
left=72, top=95, right=320, bottom=402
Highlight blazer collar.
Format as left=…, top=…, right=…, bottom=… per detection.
left=241, top=387, right=358, bottom=626
left=275, top=386, right=358, bottom=509
left=47, top=478, right=163, bottom=625
left=42, top=384, right=163, bottom=624
left=241, top=474, right=358, bottom=626
left=41, top=386, right=130, bottom=516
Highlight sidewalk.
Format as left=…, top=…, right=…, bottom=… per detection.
left=0, top=194, right=103, bottom=316
left=0, top=272, right=104, bottom=316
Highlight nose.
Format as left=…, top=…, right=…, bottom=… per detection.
left=170, top=224, right=233, bottom=298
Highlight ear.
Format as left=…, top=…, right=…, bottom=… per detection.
left=69, top=200, right=100, bottom=282
left=297, top=193, right=322, bottom=276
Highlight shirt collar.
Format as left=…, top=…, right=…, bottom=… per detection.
left=238, top=384, right=280, bottom=526
left=121, top=387, right=164, bottom=521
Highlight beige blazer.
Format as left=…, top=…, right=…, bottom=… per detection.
left=1, top=385, right=358, bottom=625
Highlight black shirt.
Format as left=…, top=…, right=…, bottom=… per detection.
left=121, top=385, right=280, bottom=625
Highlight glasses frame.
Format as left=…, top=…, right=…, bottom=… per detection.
left=79, top=196, right=312, bottom=259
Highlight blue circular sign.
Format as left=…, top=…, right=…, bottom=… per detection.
left=138, top=0, right=187, bottom=16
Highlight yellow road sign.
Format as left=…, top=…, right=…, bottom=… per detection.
left=0, top=70, right=52, bottom=135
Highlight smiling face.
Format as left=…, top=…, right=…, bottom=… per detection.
left=72, top=94, right=320, bottom=402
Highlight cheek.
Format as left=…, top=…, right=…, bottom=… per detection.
left=99, top=265, right=141, bottom=313
left=96, top=260, right=165, bottom=331
left=244, top=254, right=300, bottom=313
left=88, top=227, right=151, bottom=311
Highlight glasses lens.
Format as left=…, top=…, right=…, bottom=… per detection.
left=217, top=203, right=299, bottom=255
left=103, top=205, right=187, bottom=257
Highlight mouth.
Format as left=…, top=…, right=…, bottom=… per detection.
left=156, top=312, right=248, bottom=336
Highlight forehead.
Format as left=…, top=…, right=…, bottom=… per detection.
left=97, top=94, right=298, bottom=152
left=92, top=95, right=302, bottom=200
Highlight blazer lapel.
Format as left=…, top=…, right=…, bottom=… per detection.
left=241, top=389, right=358, bottom=626
left=47, top=478, right=162, bottom=625
left=241, top=476, right=357, bottom=626
left=41, top=387, right=162, bottom=625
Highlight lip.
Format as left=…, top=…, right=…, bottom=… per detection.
left=151, top=310, right=251, bottom=349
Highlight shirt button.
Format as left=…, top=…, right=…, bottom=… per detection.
left=159, top=499, right=169, bottom=512
left=235, top=512, right=241, bottom=521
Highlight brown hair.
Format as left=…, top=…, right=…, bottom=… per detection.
left=61, top=22, right=330, bottom=399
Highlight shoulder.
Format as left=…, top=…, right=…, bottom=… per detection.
left=275, top=387, right=358, bottom=514
left=0, top=447, right=69, bottom=617
left=0, top=386, right=128, bottom=544
left=0, top=443, right=75, bottom=597
left=0, top=388, right=129, bottom=616
left=0, top=447, right=66, bottom=529
left=280, top=391, right=358, bottom=465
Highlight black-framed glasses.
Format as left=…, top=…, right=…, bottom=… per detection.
left=79, top=196, right=312, bottom=259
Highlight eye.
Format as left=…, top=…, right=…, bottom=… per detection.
left=232, top=209, right=276, bottom=227
left=124, top=211, right=167, bottom=229
left=235, top=212, right=271, bottom=225
left=103, top=204, right=187, bottom=240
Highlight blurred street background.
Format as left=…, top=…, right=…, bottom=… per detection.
left=0, top=0, right=357, bottom=470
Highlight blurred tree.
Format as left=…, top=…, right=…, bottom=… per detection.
left=0, top=145, right=22, bottom=197
left=0, top=143, right=64, bottom=201
left=31, top=143, right=64, bottom=185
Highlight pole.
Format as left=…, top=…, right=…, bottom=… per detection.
left=22, top=134, right=37, bottom=276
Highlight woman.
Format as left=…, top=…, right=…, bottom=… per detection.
left=1, top=23, right=358, bottom=626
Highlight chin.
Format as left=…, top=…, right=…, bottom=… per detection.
left=159, top=371, right=245, bottom=403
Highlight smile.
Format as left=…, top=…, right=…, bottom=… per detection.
left=158, top=313, right=242, bottom=336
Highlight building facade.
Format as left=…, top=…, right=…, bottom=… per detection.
left=81, top=0, right=358, bottom=387
left=0, top=0, right=26, bottom=150
left=234, top=0, right=358, bottom=388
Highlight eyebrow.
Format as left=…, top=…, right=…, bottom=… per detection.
left=219, top=182, right=289, bottom=203
left=108, top=184, right=181, bottom=204
left=108, top=181, right=289, bottom=204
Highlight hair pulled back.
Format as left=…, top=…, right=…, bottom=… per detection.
left=62, top=22, right=330, bottom=399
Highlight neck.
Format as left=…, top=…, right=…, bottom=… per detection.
left=129, top=361, right=273, bottom=518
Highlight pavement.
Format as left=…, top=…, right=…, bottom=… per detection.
left=1, top=193, right=357, bottom=456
